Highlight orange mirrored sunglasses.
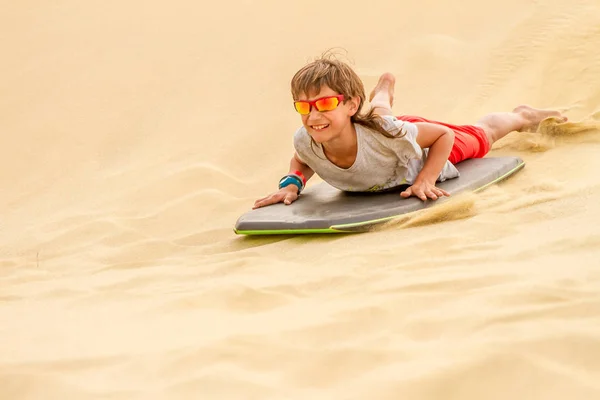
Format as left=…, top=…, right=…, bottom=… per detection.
left=294, top=95, right=345, bottom=115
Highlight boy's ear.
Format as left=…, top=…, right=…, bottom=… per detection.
left=347, top=96, right=361, bottom=116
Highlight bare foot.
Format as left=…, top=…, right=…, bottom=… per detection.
left=369, top=73, right=396, bottom=109
left=513, top=105, right=568, bottom=131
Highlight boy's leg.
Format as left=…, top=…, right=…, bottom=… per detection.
left=475, top=105, right=567, bottom=146
left=369, top=73, right=395, bottom=116
left=368, top=75, right=568, bottom=154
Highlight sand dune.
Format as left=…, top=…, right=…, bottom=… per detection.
left=2, top=0, right=600, bottom=399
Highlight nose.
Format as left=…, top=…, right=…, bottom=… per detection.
left=306, top=105, right=322, bottom=122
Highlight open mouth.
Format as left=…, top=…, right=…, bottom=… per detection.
left=311, top=124, right=329, bottom=131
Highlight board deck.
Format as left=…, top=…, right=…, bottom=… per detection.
left=234, top=157, right=525, bottom=235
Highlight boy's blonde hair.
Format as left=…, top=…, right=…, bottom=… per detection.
left=290, top=52, right=400, bottom=139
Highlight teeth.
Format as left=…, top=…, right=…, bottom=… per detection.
left=312, top=124, right=328, bottom=130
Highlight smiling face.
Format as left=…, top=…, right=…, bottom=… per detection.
left=296, top=85, right=360, bottom=144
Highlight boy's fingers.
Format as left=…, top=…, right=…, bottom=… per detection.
left=254, top=188, right=301, bottom=209
left=252, top=198, right=264, bottom=209
left=253, top=199, right=268, bottom=209
left=284, top=193, right=298, bottom=205
left=414, top=188, right=427, bottom=201
left=253, top=195, right=276, bottom=209
left=433, top=188, right=449, bottom=197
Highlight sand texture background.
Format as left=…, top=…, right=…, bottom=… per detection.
left=2, top=0, right=600, bottom=399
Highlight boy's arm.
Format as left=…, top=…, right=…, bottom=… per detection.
left=291, top=152, right=315, bottom=182
left=401, top=122, right=454, bottom=201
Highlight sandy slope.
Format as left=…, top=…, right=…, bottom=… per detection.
left=2, top=0, right=600, bottom=398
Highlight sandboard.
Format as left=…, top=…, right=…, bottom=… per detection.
left=234, top=156, right=525, bottom=235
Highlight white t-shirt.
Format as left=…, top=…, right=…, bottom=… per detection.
left=294, top=115, right=459, bottom=192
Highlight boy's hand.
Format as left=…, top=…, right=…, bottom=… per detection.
left=401, top=179, right=450, bottom=201
left=253, top=185, right=300, bottom=209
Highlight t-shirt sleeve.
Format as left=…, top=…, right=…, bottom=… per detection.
left=380, top=115, right=419, bottom=140
left=293, top=127, right=310, bottom=164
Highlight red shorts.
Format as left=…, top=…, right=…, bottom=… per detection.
left=396, top=115, right=490, bottom=164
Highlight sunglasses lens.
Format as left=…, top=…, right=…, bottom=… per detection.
left=315, top=96, right=340, bottom=112
left=294, top=101, right=311, bottom=114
